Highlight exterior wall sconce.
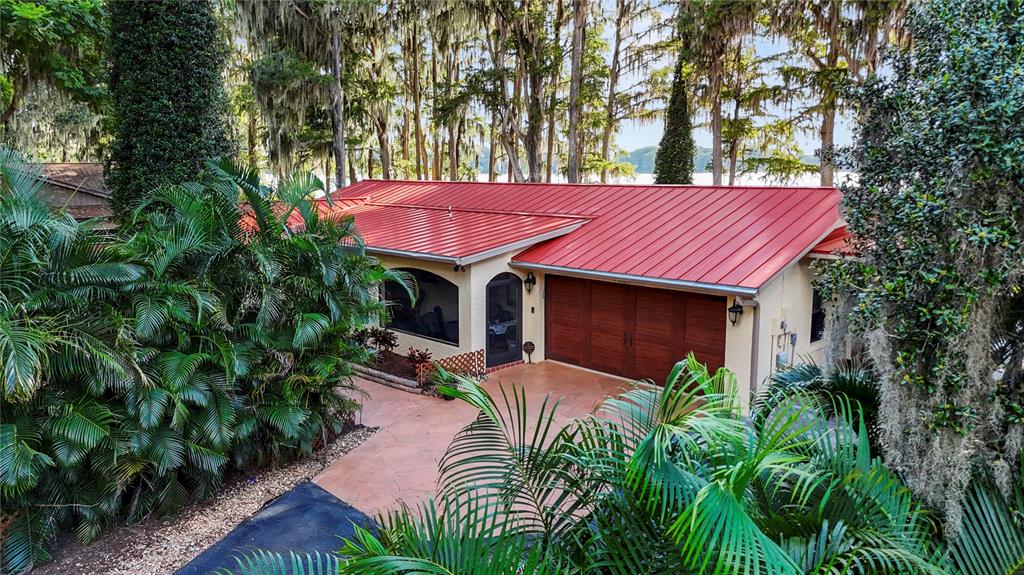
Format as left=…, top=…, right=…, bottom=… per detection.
left=524, top=272, right=537, bottom=294
left=728, top=300, right=744, bottom=325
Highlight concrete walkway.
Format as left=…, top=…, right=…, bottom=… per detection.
left=315, top=361, right=627, bottom=516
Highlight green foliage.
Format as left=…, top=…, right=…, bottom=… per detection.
left=654, top=53, right=694, bottom=184
left=754, top=361, right=881, bottom=449
left=821, top=0, right=1024, bottom=520
left=0, top=148, right=400, bottom=573
left=0, top=0, right=106, bottom=120
left=105, top=0, right=232, bottom=221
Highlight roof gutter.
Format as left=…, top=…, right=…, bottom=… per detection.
left=366, top=247, right=459, bottom=265
left=508, top=261, right=759, bottom=297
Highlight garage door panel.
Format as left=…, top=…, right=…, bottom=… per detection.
left=545, top=276, right=586, bottom=364
left=683, top=294, right=726, bottom=371
left=587, top=283, right=629, bottom=375
left=633, top=288, right=680, bottom=382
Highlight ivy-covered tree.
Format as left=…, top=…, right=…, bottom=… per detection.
left=653, top=53, right=694, bottom=184
left=105, top=0, right=231, bottom=220
left=823, top=0, right=1023, bottom=529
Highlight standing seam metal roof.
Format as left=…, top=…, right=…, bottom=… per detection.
left=333, top=179, right=843, bottom=291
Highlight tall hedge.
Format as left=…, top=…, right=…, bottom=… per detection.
left=106, top=0, right=231, bottom=220
left=654, top=52, right=695, bottom=185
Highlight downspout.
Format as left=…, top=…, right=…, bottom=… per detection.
left=739, top=296, right=761, bottom=404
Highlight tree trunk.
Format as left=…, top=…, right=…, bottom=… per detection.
left=488, top=119, right=498, bottom=182
left=710, top=56, right=723, bottom=186
left=412, top=21, right=426, bottom=180
left=325, top=154, right=331, bottom=192
left=348, top=145, right=358, bottom=184
left=525, top=71, right=544, bottom=182
left=430, top=50, right=442, bottom=180
left=727, top=41, right=742, bottom=186
left=545, top=0, right=564, bottom=182
left=376, top=117, right=392, bottom=179
left=330, top=27, right=347, bottom=188
left=820, top=8, right=840, bottom=188
left=820, top=105, right=835, bottom=186
left=247, top=113, right=259, bottom=171
left=600, top=0, right=625, bottom=183
left=401, top=106, right=410, bottom=174
left=567, top=0, right=588, bottom=183
left=448, top=63, right=460, bottom=181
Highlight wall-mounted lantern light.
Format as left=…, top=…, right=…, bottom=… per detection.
left=728, top=301, right=744, bottom=326
left=524, top=272, right=537, bottom=294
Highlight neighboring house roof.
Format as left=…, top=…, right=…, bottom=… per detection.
left=36, top=163, right=115, bottom=227
left=808, top=225, right=853, bottom=258
left=38, top=163, right=111, bottom=199
left=334, top=180, right=843, bottom=296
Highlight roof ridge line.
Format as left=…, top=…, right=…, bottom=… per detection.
left=347, top=178, right=837, bottom=191
left=358, top=201, right=597, bottom=220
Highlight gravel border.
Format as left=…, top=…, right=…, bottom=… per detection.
left=34, top=426, right=377, bottom=575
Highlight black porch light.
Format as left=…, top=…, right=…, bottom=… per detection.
left=728, top=300, right=744, bottom=326
left=524, top=272, right=537, bottom=294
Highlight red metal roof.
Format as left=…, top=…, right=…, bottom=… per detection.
left=809, top=225, right=852, bottom=257
left=336, top=203, right=586, bottom=264
left=242, top=199, right=586, bottom=265
left=335, top=180, right=841, bottom=294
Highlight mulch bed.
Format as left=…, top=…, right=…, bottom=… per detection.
left=34, top=426, right=377, bottom=575
left=372, top=350, right=417, bottom=381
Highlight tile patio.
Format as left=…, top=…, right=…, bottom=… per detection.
left=314, top=361, right=627, bottom=516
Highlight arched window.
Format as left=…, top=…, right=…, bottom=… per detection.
left=384, top=268, right=459, bottom=345
left=486, top=272, right=522, bottom=367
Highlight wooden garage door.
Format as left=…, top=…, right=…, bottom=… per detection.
left=545, top=275, right=726, bottom=381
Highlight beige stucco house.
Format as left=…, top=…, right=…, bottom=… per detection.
left=331, top=180, right=848, bottom=411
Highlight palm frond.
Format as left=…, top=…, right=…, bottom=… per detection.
left=948, top=476, right=1024, bottom=575
left=216, top=550, right=342, bottom=575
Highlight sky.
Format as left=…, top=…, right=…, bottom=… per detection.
left=610, top=32, right=856, bottom=154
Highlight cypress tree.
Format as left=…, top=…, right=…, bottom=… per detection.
left=106, top=0, right=231, bottom=221
left=653, top=53, right=695, bottom=184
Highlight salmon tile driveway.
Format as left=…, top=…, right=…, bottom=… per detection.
left=314, top=361, right=627, bottom=516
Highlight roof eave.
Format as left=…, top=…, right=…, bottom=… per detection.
left=508, top=261, right=759, bottom=297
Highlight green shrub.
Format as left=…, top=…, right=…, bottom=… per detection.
left=0, top=149, right=405, bottom=572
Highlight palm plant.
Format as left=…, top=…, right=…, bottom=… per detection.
left=329, top=355, right=941, bottom=574
left=752, top=360, right=881, bottom=449
left=0, top=149, right=404, bottom=573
